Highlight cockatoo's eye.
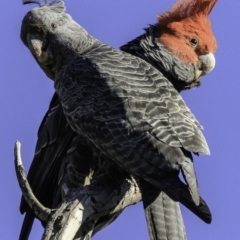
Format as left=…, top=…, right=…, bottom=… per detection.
left=190, top=38, right=198, bottom=48
left=51, top=23, right=57, bottom=30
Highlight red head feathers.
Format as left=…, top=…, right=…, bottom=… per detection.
left=157, top=0, right=218, bottom=64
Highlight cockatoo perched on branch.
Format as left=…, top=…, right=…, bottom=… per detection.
left=18, top=0, right=217, bottom=239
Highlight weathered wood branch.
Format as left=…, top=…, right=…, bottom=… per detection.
left=43, top=174, right=141, bottom=240
left=14, top=141, right=52, bottom=221
left=14, top=141, right=141, bottom=240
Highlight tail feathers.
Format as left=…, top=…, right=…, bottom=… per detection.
left=19, top=211, right=35, bottom=240
left=180, top=195, right=212, bottom=224
left=141, top=180, right=187, bottom=240
left=160, top=178, right=212, bottom=224
left=180, top=157, right=200, bottom=206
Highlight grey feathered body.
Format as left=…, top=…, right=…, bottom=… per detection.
left=19, top=2, right=212, bottom=239
left=55, top=41, right=208, bottom=204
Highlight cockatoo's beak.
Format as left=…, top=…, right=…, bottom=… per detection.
left=198, top=53, right=216, bottom=76
left=27, top=33, right=54, bottom=65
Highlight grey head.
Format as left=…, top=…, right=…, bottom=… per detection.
left=21, top=0, right=95, bottom=79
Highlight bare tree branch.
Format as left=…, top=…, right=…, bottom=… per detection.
left=42, top=173, right=141, bottom=239
left=14, top=141, right=141, bottom=240
left=14, top=141, right=52, bottom=221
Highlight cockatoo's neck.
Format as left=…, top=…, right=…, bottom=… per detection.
left=120, top=25, right=202, bottom=92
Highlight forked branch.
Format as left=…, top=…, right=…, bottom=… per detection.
left=14, top=141, right=141, bottom=240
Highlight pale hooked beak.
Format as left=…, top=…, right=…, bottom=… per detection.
left=27, top=33, right=54, bottom=65
left=198, top=53, right=216, bottom=75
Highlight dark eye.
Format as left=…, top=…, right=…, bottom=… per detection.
left=190, top=38, right=198, bottom=48
left=51, top=23, right=57, bottom=30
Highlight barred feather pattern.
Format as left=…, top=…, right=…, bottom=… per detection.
left=55, top=42, right=209, bottom=210
left=143, top=190, right=187, bottom=240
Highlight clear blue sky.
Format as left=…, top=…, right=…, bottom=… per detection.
left=1, top=0, right=240, bottom=239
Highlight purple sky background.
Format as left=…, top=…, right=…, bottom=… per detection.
left=1, top=0, right=240, bottom=239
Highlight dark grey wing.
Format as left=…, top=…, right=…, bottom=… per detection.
left=88, top=45, right=209, bottom=155
left=19, top=93, right=77, bottom=240
left=56, top=45, right=211, bottom=223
